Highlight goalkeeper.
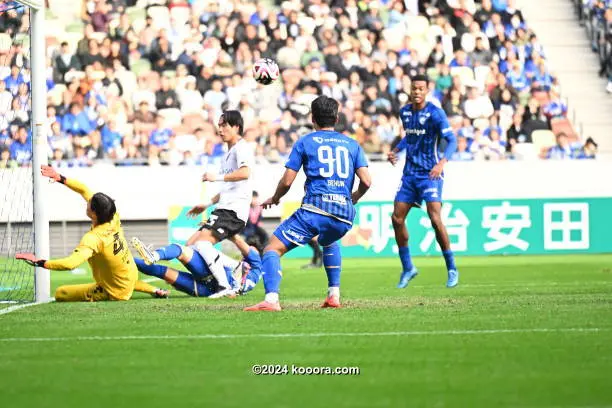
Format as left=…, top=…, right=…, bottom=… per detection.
left=15, top=165, right=168, bottom=302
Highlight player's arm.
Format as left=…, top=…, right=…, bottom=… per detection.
left=262, top=139, right=303, bottom=209
left=352, top=147, right=372, bottom=204
left=430, top=112, right=457, bottom=179
left=387, top=135, right=408, bottom=166
left=263, top=168, right=298, bottom=209
left=187, top=193, right=220, bottom=217
left=202, top=166, right=250, bottom=182
left=41, top=165, right=93, bottom=201
left=16, top=236, right=95, bottom=270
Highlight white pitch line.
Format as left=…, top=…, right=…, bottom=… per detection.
left=0, top=302, right=41, bottom=316
left=0, top=328, right=606, bottom=342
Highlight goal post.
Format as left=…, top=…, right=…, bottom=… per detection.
left=28, top=0, right=50, bottom=303
left=0, top=0, right=49, bottom=305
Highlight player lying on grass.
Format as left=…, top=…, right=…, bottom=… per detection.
left=244, top=95, right=372, bottom=312
left=131, top=238, right=249, bottom=297
left=161, top=110, right=262, bottom=298
left=15, top=165, right=168, bottom=302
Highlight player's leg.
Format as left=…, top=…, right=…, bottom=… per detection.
left=393, top=175, right=419, bottom=288
left=419, top=177, right=458, bottom=287
left=193, top=209, right=246, bottom=296
left=229, top=234, right=263, bottom=294
left=425, top=201, right=459, bottom=288
left=244, top=210, right=313, bottom=312
left=302, top=237, right=323, bottom=269
left=317, top=217, right=353, bottom=308
left=133, top=280, right=169, bottom=299
left=134, top=258, right=213, bottom=297
left=55, top=283, right=111, bottom=302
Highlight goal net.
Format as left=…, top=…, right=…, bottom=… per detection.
left=0, top=0, right=46, bottom=307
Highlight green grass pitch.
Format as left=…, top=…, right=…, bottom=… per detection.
left=1, top=254, right=612, bottom=408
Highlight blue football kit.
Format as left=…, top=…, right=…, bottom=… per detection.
left=395, top=102, right=457, bottom=205
left=275, top=130, right=369, bottom=248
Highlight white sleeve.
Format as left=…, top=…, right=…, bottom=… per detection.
left=236, top=141, right=255, bottom=168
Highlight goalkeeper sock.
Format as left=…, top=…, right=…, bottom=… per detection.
left=262, top=250, right=281, bottom=303
left=197, top=241, right=231, bottom=290
left=398, top=246, right=415, bottom=272
left=155, top=244, right=182, bottom=261
left=323, top=242, right=341, bottom=288
left=442, top=250, right=457, bottom=271
left=135, top=258, right=167, bottom=279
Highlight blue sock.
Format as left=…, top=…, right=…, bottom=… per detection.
left=135, top=258, right=167, bottom=279
left=323, top=242, right=341, bottom=287
left=398, top=246, right=415, bottom=272
left=262, top=251, right=281, bottom=294
left=442, top=250, right=456, bottom=271
left=173, top=271, right=210, bottom=297
left=155, top=244, right=182, bottom=261
left=245, top=248, right=263, bottom=282
left=183, top=251, right=207, bottom=281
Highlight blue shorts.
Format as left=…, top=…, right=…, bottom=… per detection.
left=395, top=175, right=443, bottom=205
left=274, top=208, right=352, bottom=249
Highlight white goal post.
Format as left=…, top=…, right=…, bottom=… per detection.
left=22, top=0, right=50, bottom=302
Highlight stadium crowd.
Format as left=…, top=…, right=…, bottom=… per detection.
left=0, top=0, right=600, bottom=169
left=574, top=0, right=612, bottom=93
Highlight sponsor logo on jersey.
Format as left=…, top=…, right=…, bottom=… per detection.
left=406, top=128, right=426, bottom=136
left=322, top=194, right=347, bottom=205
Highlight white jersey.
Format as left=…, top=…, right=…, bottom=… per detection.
left=216, top=138, right=254, bottom=222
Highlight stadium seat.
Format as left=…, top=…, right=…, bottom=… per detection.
left=89, top=32, right=107, bottom=43
left=512, top=143, right=539, bottom=160
left=148, top=6, right=171, bottom=30
left=406, top=15, right=430, bottom=38
left=382, top=28, right=405, bottom=50
left=158, top=108, right=182, bottom=129
left=0, top=33, right=11, bottom=53
left=427, top=67, right=440, bottom=82
left=170, top=6, right=191, bottom=27
left=531, top=129, right=557, bottom=151
left=130, top=58, right=152, bottom=77
left=551, top=118, right=578, bottom=140
left=126, top=6, right=146, bottom=23
left=473, top=118, right=490, bottom=130
left=450, top=66, right=475, bottom=84
left=65, top=21, right=84, bottom=34
left=474, top=65, right=490, bottom=87
left=61, top=32, right=84, bottom=54
left=48, top=83, right=66, bottom=106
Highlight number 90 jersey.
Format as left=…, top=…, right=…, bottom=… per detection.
left=285, top=130, right=368, bottom=225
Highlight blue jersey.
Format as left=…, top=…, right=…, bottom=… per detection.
left=397, top=102, right=456, bottom=177
left=285, top=130, right=368, bottom=225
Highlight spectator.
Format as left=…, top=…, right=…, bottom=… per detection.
left=546, top=132, right=576, bottom=160
left=9, top=125, right=31, bottom=165
left=54, top=42, right=82, bottom=84
left=155, top=75, right=181, bottom=111
left=451, top=136, right=474, bottom=161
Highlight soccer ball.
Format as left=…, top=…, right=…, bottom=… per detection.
left=252, top=58, right=280, bottom=85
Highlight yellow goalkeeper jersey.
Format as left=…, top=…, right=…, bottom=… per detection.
left=44, top=178, right=137, bottom=300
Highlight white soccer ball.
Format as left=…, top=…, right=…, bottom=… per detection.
left=252, top=58, right=280, bottom=85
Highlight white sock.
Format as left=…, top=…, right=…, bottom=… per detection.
left=328, top=286, right=340, bottom=298
left=195, top=241, right=230, bottom=290
left=265, top=292, right=279, bottom=303
left=218, top=252, right=239, bottom=271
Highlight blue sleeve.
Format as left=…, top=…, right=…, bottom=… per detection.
left=395, top=136, right=408, bottom=152
left=355, top=145, right=368, bottom=169
left=436, top=110, right=457, bottom=159
left=285, top=138, right=304, bottom=171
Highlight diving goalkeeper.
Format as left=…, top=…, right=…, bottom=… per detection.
left=15, top=165, right=168, bottom=301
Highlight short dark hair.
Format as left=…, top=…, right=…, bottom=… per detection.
left=90, top=192, right=116, bottom=225
left=252, top=191, right=259, bottom=197
left=220, top=110, right=244, bottom=135
left=311, top=95, right=339, bottom=128
left=411, top=74, right=429, bottom=84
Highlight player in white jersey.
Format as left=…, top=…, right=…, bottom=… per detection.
left=136, top=111, right=261, bottom=298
